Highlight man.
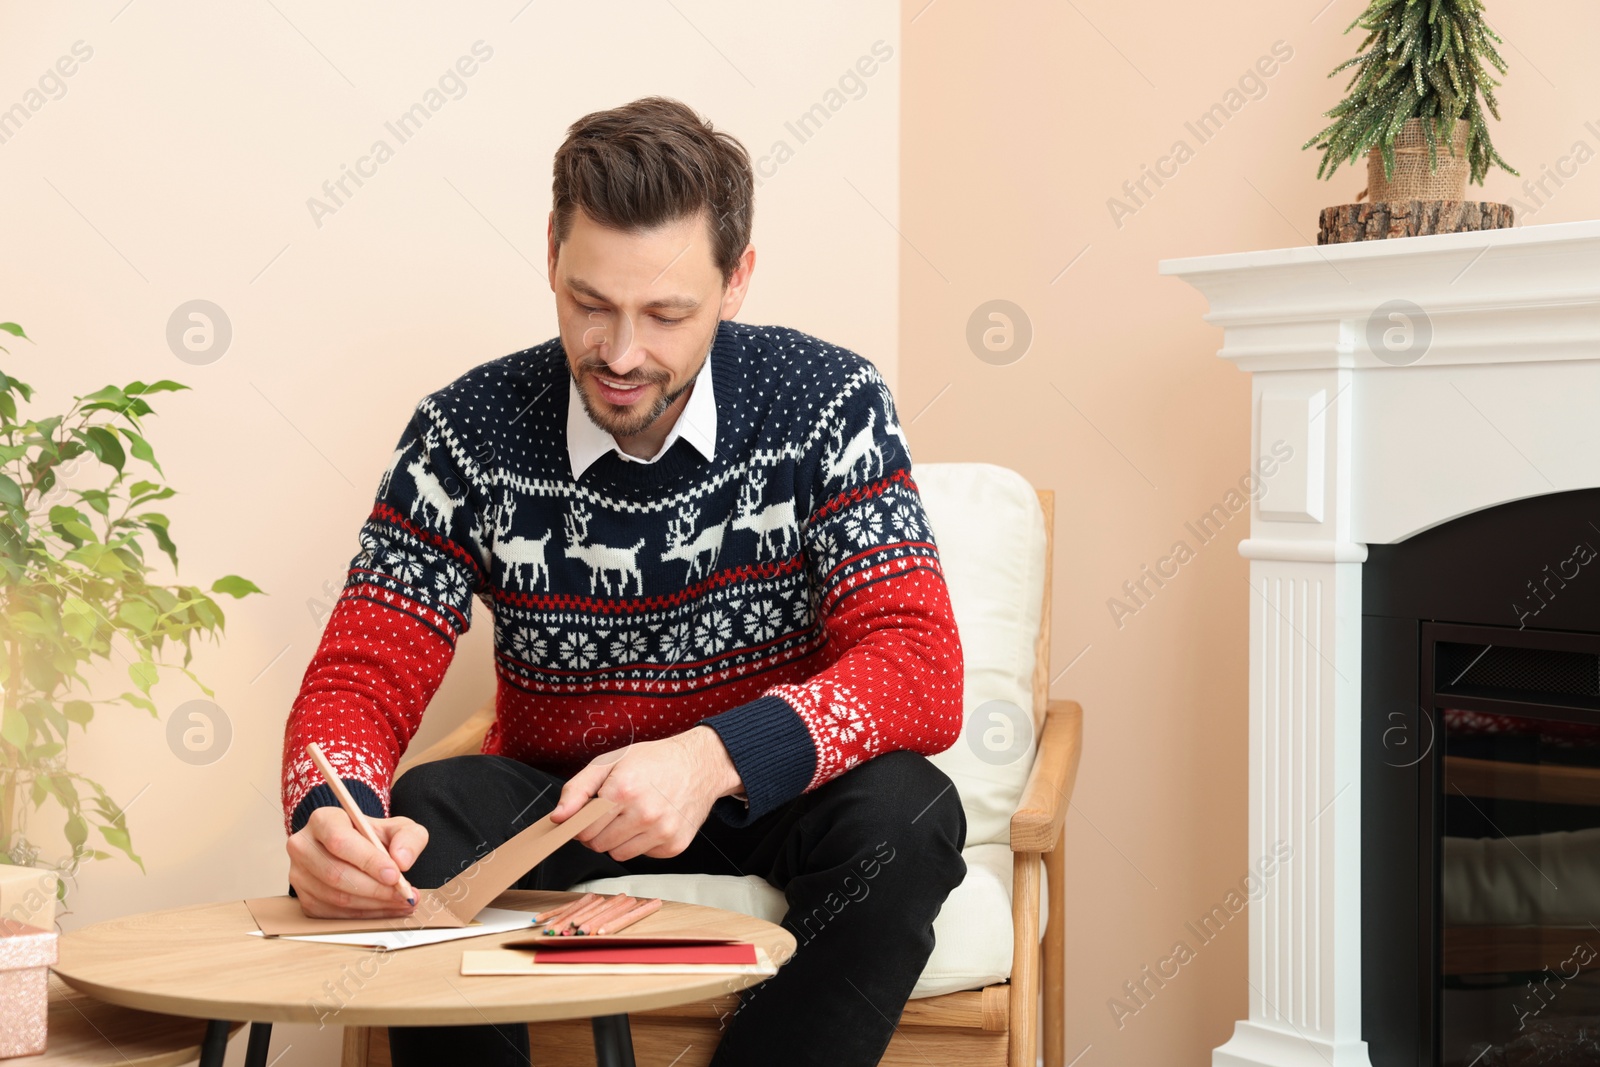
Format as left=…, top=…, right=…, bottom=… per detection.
left=279, top=96, right=967, bottom=1067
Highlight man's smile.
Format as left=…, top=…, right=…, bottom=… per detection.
left=591, top=372, right=655, bottom=406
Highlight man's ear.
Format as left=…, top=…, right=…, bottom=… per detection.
left=546, top=210, right=559, bottom=291
left=719, top=243, right=756, bottom=318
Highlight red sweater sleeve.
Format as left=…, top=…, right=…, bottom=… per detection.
left=696, top=365, right=964, bottom=825
left=279, top=401, right=491, bottom=834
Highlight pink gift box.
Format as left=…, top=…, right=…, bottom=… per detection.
left=0, top=917, right=57, bottom=1057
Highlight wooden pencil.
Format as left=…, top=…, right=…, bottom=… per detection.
left=576, top=895, right=637, bottom=934
left=305, top=742, right=416, bottom=906
left=595, top=896, right=662, bottom=934
left=561, top=894, right=616, bottom=925
left=559, top=893, right=617, bottom=930
left=536, top=893, right=597, bottom=927
left=543, top=894, right=598, bottom=925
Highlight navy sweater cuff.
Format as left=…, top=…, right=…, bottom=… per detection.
left=289, top=777, right=386, bottom=836
left=697, top=694, right=816, bottom=827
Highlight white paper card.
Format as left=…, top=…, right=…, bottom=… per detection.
left=246, top=907, right=542, bottom=950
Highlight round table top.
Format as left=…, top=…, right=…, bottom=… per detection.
left=53, top=891, right=795, bottom=1028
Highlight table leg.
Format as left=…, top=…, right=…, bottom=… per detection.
left=199, top=1020, right=230, bottom=1067
left=245, top=1021, right=274, bottom=1067
left=591, top=1013, right=637, bottom=1067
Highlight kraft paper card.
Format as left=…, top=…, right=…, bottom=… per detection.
left=245, top=797, right=617, bottom=937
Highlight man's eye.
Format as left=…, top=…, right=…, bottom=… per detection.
left=579, top=303, right=605, bottom=314
left=653, top=315, right=683, bottom=326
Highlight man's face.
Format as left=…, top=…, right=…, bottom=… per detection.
left=548, top=206, right=751, bottom=440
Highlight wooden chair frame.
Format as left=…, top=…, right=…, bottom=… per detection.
left=346, top=489, right=1081, bottom=1067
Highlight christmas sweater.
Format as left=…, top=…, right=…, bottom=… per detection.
left=280, top=318, right=964, bottom=835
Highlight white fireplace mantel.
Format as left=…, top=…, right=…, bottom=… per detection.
left=1160, top=219, right=1600, bottom=1067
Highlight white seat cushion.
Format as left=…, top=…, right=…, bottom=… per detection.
left=914, top=463, right=1048, bottom=848
left=571, top=843, right=1047, bottom=999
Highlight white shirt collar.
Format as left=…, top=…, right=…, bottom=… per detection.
left=567, top=346, right=717, bottom=480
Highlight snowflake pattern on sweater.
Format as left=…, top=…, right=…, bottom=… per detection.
left=280, top=319, right=963, bottom=834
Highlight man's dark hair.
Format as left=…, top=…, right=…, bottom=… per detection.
left=552, top=96, right=754, bottom=286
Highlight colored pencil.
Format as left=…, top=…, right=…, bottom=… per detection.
left=305, top=742, right=416, bottom=907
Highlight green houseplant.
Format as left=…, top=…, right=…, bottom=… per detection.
left=1304, top=0, right=1517, bottom=195
left=0, top=321, right=261, bottom=905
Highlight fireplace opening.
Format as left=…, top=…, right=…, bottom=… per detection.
left=1434, top=623, right=1600, bottom=1066
left=1363, top=488, right=1600, bottom=1067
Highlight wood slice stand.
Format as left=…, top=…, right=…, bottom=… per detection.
left=1318, top=200, right=1515, bottom=244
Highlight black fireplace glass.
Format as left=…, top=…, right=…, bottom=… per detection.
left=1441, top=702, right=1600, bottom=1066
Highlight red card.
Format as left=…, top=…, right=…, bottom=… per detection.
left=513, top=936, right=739, bottom=951
left=528, top=943, right=757, bottom=965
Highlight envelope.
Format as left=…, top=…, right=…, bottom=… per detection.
left=245, top=796, right=617, bottom=936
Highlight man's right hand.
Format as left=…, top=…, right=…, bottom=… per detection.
left=287, top=806, right=429, bottom=918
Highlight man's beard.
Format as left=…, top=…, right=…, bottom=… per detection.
left=570, top=354, right=699, bottom=438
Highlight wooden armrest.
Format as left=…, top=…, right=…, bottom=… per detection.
left=1009, top=699, right=1083, bottom=853
left=393, top=697, right=496, bottom=782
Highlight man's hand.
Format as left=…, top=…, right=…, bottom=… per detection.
left=287, top=806, right=428, bottom=918
left=549, top=726, right=743, bottom=863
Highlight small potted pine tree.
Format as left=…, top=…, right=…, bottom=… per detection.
left=1305, top=0, right=1519, bottom=242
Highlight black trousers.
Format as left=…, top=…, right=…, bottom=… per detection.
left=385, top=748, right=968, bottom=1067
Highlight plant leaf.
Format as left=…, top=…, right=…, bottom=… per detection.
left=91, top=548, right=128, bottom=577
left=84, top=427, right=125, bottom=474
left=128, top=660, right=158, bottom=694
left=117, top=690, right=158, bottom=716
left=210, top=575, right=263, bottom=598
left=78, top=488, right=112, bottom=516
left=145, top=516, right=177, bottom=568
left=117, top=600, right=157, bottom=633
left=0, top=705, right=28, bottom=747
left=127, top=380, right=188, bottom=396
left=8, top=610, right=54, bottom=638
left=0, top=473, right=22, bottom=508
left=116, top=427, right=159, bottom=475
left=97, top=824, right=143, bottom=871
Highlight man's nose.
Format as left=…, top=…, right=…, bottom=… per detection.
left=595, top=319, right=646, bottom=376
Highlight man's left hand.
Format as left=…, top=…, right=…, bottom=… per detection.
left=548, top=725, right=742, bottom=862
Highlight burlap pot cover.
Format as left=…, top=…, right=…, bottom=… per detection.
left=1364, top=117, right=1470, bottom=202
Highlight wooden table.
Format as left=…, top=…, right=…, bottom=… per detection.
left=52, top=890, right=794, bottom=1067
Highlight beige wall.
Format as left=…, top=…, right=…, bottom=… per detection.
left=9, top=0, right=1600, bottom=1063
left=2, top=4, right=897, bottom=1064
left=900, top=1, right=1600, bottom=1063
